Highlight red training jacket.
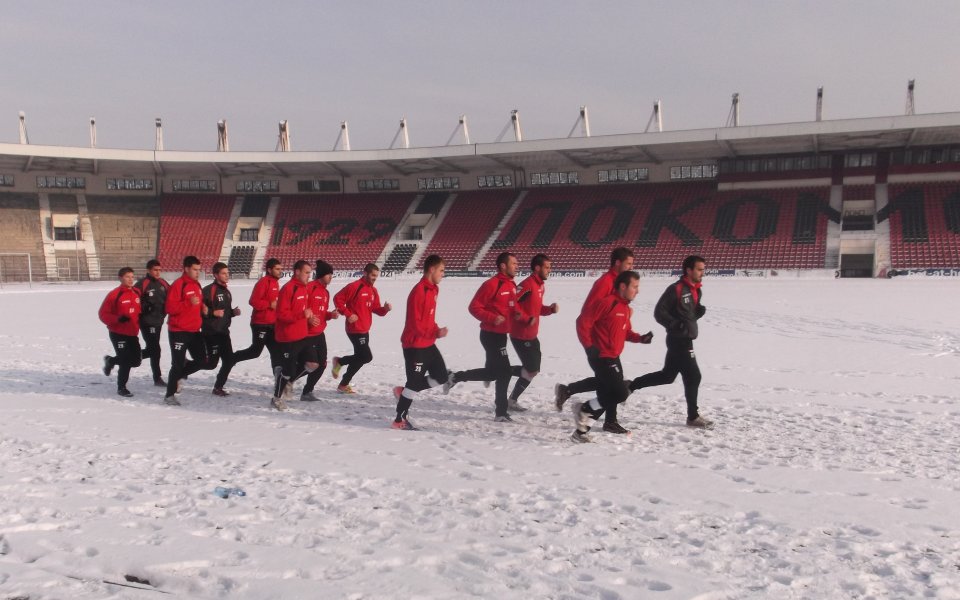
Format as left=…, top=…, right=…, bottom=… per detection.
left=576, top=293, right=642, bottom=358
left=579, top=268, right=617, bottom=315
left=306, top=280, right=336, bottom=336
left=248, top=274, right=280, bottom=326
left=275, top=279, right=311, bottom=343
left=165, top=275, right=203, bottom=333
left=334, top=278, right=388, bottom=334
left=468, top=273, right=517, bottom=334
left=401, top=277, right=440, bottom=349
left=511, top=273, right=554, bottom=340
left=98, top=285, right=141, bottom=336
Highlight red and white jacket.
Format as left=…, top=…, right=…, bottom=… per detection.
left=306, top=280, right=336, bottom=336
left=248, top=274, right=280, bottom=326
left=275, top=279, right=311, bottom=343
left=165, top=275, right=203, bottom=333
left=334, top=278, right=388, bottom=334
left=98, top=285, right=141, bottom=336
left=468, top=273, right=516, bottom=335
left=401, top=277, right=441, bottom=349
left=576, top=293, right=643, bottom=358
left=510, top=273, right=554, bottom=340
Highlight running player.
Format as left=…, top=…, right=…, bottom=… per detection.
left=229, top=258, right=282, bottom=379
left=630, top=255, right=713, bottom=428
left=444, top=252, right=518, bottom=421
left=163, top=255, right=215, bottom=405
left=392, top=254, right=452, bottom=429
left=555, top=246, right=635, bottom=414
left=99, top=267, right=143, bottom=397
left=202, top=262, right=242, bottom=396
left=331, top=263, right=392, bottom=394
left=506, top=253, right=558, bottom=412
left=135, top=259, right=169, bottom=386
left=271, top=260, right=320, bottom=411
left=295, top=260, right=339, bottom=401
left=569, top=270, right=651, bottom=441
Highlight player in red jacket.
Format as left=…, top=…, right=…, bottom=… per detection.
left=331, top=263, right=392, bottom=393
left=555, top=246, right=635, bottom=413
left=271, top=260, right=320, bottom=411
left=445, top=252, right=519, bottom=421
left=391, top=254, right=451, bottom=430
left=506, top=253, right=559, bottom=411
left=294, top=260, right=339, bottom=401
left=569, top=270, right=652, bottom=442
left=228, top=258, right=283, bottom=381
left=163, top=255, right=216, bottom=406
left=99, top=267, right=143, bottom=397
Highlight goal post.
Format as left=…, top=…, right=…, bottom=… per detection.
left=0, top=253, right=34, bottom=288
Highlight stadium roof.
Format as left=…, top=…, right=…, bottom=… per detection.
left=1, top=112, right=960, bottom=178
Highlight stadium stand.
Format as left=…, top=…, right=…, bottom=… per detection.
left=0, top=192, right=44, bottom=281
left=476, top=183, right=835, bottom=270
left=227, top=245, right=257, bottom=275
left=267, top=193, right=412, bottom=271
left=883, top=182, right=960, bottom=268
left=157, top=195, right=234, bottom=269
left=86, top=196, right=159, bottom=277
left=420, top=189, right=517, bottom=269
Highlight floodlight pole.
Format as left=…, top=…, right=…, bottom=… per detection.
left=511, top=110, right=523, bottom=142
left=905, top=79, right=916, bottom=115
left=154, top=118, right=164, bottom=151
left=446, top=115, right=471, bottom=146
left=217, top=120, right=229, bottom=151
left=276, top=120, right=291, bottom=151
left=389, top=118, right=410, bottom=149
left=18, top=112, right=28, bottom=144
left=567, top=106, right=591, bottom=138
left=645, top=101, right=663, bottom=133
left=89, top=117, right=97, bottom=148
left=725, top=93, right=740, bottom=127
left=333, top=121, right=351, bottom=151
left=816, top=87, right=823, bottom=122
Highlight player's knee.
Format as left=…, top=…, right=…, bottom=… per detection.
left=304, top=361, right=320, bottom=373
left=521, top=369, right=538, bottom=380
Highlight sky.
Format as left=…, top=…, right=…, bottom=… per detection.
left=0, top=1, right=957, bottom=152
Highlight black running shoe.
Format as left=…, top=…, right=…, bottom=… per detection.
left=117, top=388, right=133, bottom=398
left=602, top=421, right=630, bottom=435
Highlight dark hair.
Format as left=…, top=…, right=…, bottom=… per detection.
left=212, top=262, right=228, bottom=274
left=146, top=259, right=161, bottom=270
left=614, top=270, right=639, bottom=290
left=609, top=247, right=634, bottom=267
left=682, top=255, right=706, bottom=273
left=423, top=254, right=444, bottom=272
left=293, top=259, right=311, bottom=272
left=314, top=260, right=333, bottom=278
left=182, top=255, right=200, bottom=268
left=364, top=263, right=380, bottom=275
left=530, top=253, right=550, bottom=270
left=496, top=252, right=516, bottom=270
left=265, top=258, right=281, bottom=270
left=118, top=267, right=134, bottom=278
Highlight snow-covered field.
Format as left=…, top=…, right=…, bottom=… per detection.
left=0, top=275, right=958, bottom=599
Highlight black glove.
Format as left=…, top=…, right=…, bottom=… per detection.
left=586, top=346, right=600, bottom=360
left=638, top=331, right=654, bottom=344
left=695, top=305, right=706, bottom=318
left=118, top=315, right=131, bottom=323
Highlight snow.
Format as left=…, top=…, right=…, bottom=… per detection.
left=1, top=276, right=959, bottom=599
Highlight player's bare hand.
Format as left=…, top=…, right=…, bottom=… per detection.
left=437, top=327, right=448, bottom=338
left=348, top=314, right=359, bottom=323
